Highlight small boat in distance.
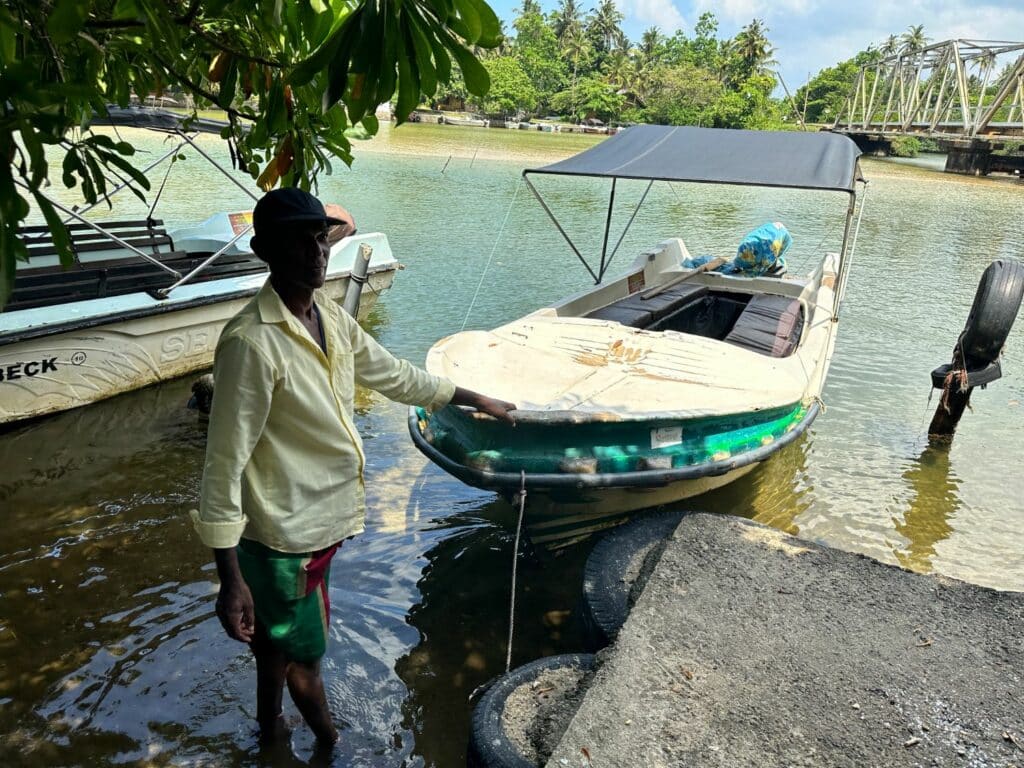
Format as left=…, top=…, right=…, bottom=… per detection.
left=440, top=114, right=490, bottom=128
left=410, top=126, right=866, bottom=546
left=0, top=109, right=400, bottom=426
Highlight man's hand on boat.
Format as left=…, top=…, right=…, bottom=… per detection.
left=451, top=387, right=517, bottom=425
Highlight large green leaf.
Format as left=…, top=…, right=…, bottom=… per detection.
left=46, top=0, right=89, bottom=43
left=290, top=10, right=356, bottom=87
left=448, top=0, right=482, bottom=44
left=443, top=30, right=490, bottom=95
left=31, top=190, right=74, bottom=268
left=407, top=14, right=438, bottom=96
left=462, top=0, right=502, bottom=47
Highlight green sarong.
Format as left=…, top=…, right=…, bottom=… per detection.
left=236, top=538, right=339, bottom=663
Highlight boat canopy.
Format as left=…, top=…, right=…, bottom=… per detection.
left=524, top=125, right=862, bottom=194
left=90, top=106, right=229, bottom=135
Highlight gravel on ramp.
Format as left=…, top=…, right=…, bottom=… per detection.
left=546, top=514, right=1024, bottom=768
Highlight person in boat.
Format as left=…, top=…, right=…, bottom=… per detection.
left=190, top=187, right=516, bottom=748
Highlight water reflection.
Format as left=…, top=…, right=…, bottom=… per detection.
left=395, top=479, right=591, bottom=768
left=892, top=445, right=961, bottom=573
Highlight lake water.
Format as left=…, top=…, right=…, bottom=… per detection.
left=1, top=123, right=1022, bottom=767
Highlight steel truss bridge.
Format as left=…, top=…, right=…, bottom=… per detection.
left=830, top=39, right=1024, bottom=175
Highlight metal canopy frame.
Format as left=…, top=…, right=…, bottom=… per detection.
left=522, top=174, right=655, bottom=284
left=21, top=121, right=260, bottom=297
left=522, top=166, right=865, bottom=318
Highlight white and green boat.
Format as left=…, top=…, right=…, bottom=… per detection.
left=409, top=126, right=866, bottom=545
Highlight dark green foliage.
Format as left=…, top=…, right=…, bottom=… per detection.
left=439, top=9, right=786, bottom=133
left=1, top=0, right=502, bottom=307
left=795, top=60, right=861, bottom=124
left=890, top=136, right=921, bottom=157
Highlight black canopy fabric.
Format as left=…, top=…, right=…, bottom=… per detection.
left=91, top=107, right=229, bottom=136
left=525, top=125, right=862, bottom=193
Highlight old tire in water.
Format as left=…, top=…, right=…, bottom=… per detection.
left=468, top=653, right=595, bottom=768
left=958, top=259, right=1024, bottom=365
left=581, top=512, right=685, bottom=650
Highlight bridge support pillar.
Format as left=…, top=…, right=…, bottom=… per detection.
left=944, top=143, right=993, bottom=176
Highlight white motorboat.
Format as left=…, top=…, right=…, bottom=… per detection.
left=440, top=115, right=490, bottom=128
left=0, top=109, right=400, bottom=426
left=410, top=126, right=867, bottom=545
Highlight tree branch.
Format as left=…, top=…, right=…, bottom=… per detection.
left=151, top=52, right=250, bottom=120
left=85, top=18, right=145, bottom=29
left=188, top=25, right=287, bottom=68
left=177, top=0, right=203, bottom=25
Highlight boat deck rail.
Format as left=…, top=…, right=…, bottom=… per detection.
left=19, top=218, right=177, bottom=264
left=8, top=219, right=268, bottom=312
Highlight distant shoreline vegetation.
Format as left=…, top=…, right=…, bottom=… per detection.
left=416, top=3, right=789, bottom=131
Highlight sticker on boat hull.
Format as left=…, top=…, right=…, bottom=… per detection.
left=628, top=270, right=645, bottom=294
left=651, top=426, right=682, bottom=449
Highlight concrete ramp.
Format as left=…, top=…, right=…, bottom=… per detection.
left=548, top=514, right=1024, bottom=767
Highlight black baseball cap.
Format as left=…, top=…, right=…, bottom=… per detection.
left=252, top=188, right=344, bottom=235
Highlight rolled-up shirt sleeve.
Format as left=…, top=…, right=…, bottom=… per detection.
left=191, top=334, right=277, bottom=549
left=346, top=314, right=455, bottom=410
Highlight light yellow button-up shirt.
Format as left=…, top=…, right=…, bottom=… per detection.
left=191, top=280, right=455, bottom=553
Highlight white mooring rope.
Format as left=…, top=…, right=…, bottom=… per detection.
left=460, top=180, right=523, bottom=332
left=506, top=471, right=527, bottom=673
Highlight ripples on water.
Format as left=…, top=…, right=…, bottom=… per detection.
left=1, top=125, right=1022, bottom=766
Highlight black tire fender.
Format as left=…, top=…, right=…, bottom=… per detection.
left=468, top=654, right=595, bottom=768
left=958, top=259, right=1024, bottom=365
left=581, top=512, right=686, bottom=650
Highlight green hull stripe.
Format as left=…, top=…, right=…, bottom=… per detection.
left=419, top=402, right=806, bottom=476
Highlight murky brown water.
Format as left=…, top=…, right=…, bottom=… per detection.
left=1, top=124, right=1022, bottom=766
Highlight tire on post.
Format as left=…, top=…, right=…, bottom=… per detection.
left=958, top=258, right=1024, bottom=366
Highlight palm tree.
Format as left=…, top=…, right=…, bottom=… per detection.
left=880, top=34, right=900, bottom=57
left=561, top=24, right=592, bottom=114
left=518, top=0, right=542, bottom=15
left=604, top=49, right=635, bottom=91
left=589, top=0, right=624, bottom=54
left=552, top=0, right=584, bottom=40
left=732, top=19, right=776, bottom=76
left=639, top=27, right=662, bottom=64
left=900, top=25, right=928, bottom=54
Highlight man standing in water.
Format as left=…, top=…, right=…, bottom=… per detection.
left=191, top=188, right=516, bottom=747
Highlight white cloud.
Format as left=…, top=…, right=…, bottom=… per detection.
left=621, top=0, right=687, bottom=33
left=770, top=1, right=1024, bottom=90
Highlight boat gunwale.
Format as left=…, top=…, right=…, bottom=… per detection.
left=407, top=400, right=820, bottom=490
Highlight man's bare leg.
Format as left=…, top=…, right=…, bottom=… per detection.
left=251, top=624, right=289, bottom=742
left=286, top=660, right=338, bottom=745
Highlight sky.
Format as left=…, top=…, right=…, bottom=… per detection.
left=488, top=0, right=1024, bottom=93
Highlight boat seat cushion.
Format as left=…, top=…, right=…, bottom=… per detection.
left=724, top=294, right=804, bottom=357
left=586, top=283, right=708, bottom=328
